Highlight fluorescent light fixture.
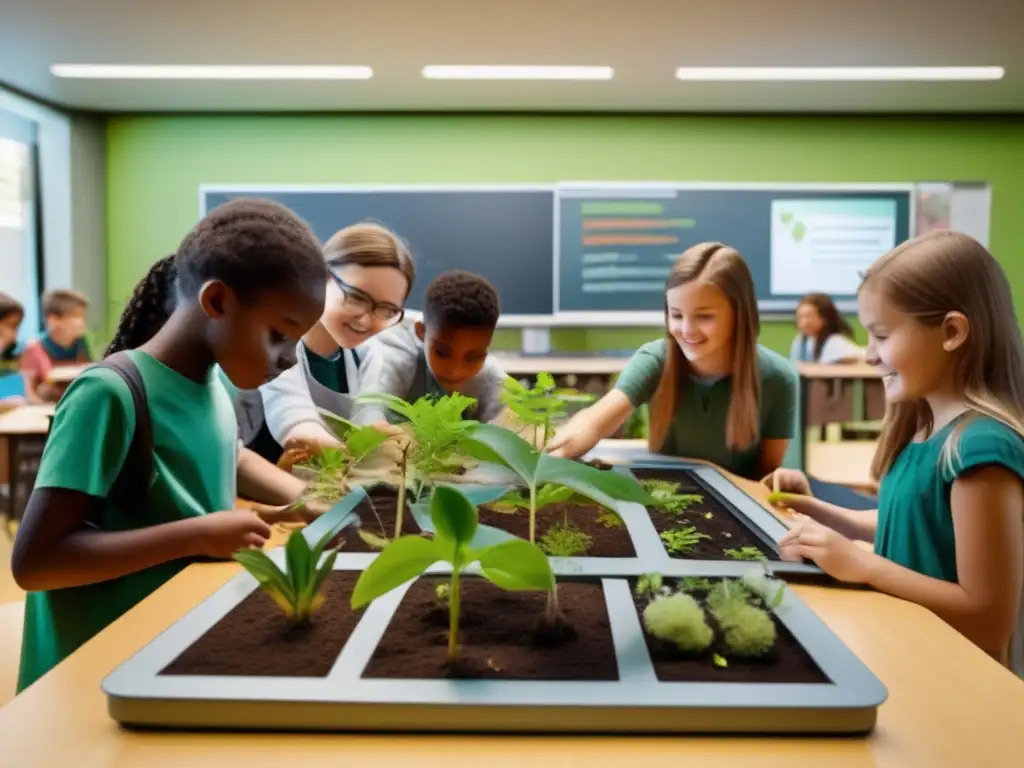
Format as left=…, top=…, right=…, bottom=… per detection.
left=50, top=64, right=373, bottom=80
left=422, top=65, right=613, bottom=80
left=674, top=66, right=1004, bottom=82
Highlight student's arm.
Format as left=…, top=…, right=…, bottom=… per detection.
left=474, top=356, right=512, bottom=424
left=19, top=344, right=46, bottom=403
left=755, top=358, right=799, bottom=477
left=260, top=364, right=340, bottom=449
left=852, top=466, right=1019, bottom=656
left=819, top=335, right=866, bottom=364
left=350, top=332, right=417, bottom=425
left=236, top=446, right=305, bottom=505
left=549, top=343, right=663, bottom=458
left=777, top=495, right=878, bottom=541
left=11, top=373, right=271, bottom=591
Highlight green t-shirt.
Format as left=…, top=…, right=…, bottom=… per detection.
left=305, top=344, right=349, bottom=394
left=17, top=350, right=238, bottom=692
left=875, top=414, right=1024, bottom=582
left=614, top=339, right=798, bottom=479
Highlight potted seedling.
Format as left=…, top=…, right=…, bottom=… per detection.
left=642, top=478, right=703, bottom=514
left=351, top=485, right=554, bottom=662
left=500, top=372, right=595, bottom=449
left=232, top=527, right=340, bottom=626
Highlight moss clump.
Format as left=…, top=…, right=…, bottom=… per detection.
left=707, top=580, right=777, bottom=658
left=642, top=593, right=714, bottom=653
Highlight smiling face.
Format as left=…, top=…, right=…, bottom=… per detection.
left=0, top=311, right=22, bottom=352
left=796, top=302, right=825, bottom=337
left=416, top=321, right=494, bottom=392
left=858, top=284, right=964, bottom=404
left=665, top=280, right=736, bottom=374
left=319, top=264, right=410, bottom=349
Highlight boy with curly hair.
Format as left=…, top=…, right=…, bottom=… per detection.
left=354, top=270, right=507, bottom=423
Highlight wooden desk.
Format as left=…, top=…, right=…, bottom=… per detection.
left=807, top=441, right=879, bottom=494
left=494, top=353, right=631, bottom=376
left=795, top=363, right=883, bottom=473
left=1, top=461, right=1023, bottom=766
left=46, top=364, right=88, bottom=385
left=0, top=405, right=55, bottom=534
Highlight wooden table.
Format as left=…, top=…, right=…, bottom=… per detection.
left=493, top=353, right=631, bottom=377
left=1, top=454, right=1023, bottom=767
left=795, top=362, right=883, bottom=473
left=0, top=405, right=55, bottom=534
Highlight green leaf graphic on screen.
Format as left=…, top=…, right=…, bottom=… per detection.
left=792, top=221, right=807, bottom=242
left=780, top=212, right=793, bottom=224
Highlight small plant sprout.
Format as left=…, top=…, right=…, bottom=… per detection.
left=741, top=570, right=787, bottom=609
left=355, top=391, right=479, bottom=538
left=634, top=572, right=664, bottom=601
left=351, top=485, right=554, bottom=662
left=707, top=579, right=777, bottom=658
left=641, top=479, right=704, bottom=515
left=724, top=546, right=764, bottom=561
left=596, top=508, right=624, bottom=528
left=232, top=528, right=340, bottom=626
left=659, top=525, right=710, bottom=554
left=501, top=372, right=595, bottom=449
left=539, top=522, right=593, bottom=557
left=643, top=592, right=714, bottom=654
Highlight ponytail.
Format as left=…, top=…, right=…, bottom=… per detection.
left=105, top=255, right=178, bottom=356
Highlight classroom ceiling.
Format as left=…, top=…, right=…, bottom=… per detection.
left=1, top=0, right=1022, bottom=114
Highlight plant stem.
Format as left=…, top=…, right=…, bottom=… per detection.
left=529, top=483, right=537, bottom=544
left=545, top=582, right=560, bottom=623
left=394, top=445, right=410, bottom=539
left=448, top=568, right=461, bottom=662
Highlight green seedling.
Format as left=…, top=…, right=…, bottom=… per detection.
left=501, top=373, right=596, bottom=449
left=724, top=546, right=764, bottom=561
left=355, top=391, right=479, bottom=538
left=539, top=521, right=593, bottom=557
left=596, top=509, right=624, bottom=529
left=643, top=592, right=714, bottom=653
left=707, top=579, right=777, bottom=658
left=680, top=576, right=716, bottom=592
left=660, top=525, right=710, bottom=554
left=634, top=572, right=664, bottom=600
left=713, top=653, right=729, bottom=668
left=641, top=478, right=703, bottom=515
left=233, top=528, right=340, bottom=625
left=352, top=485, right=554, bottom=662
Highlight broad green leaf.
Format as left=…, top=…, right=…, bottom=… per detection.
left=462, top=423, right=539, bottom=482
left=534, top=454, right=651, bottom=508
left=346, top=425, right=389, bottom=462
left=429, top=485, right=478, bottom=546
left=357, top=392, right=416, bottom=421
left=476, top=539, right=555, bottom=591
left=357, top=529, right=391, bottom=550
left=536, top=483, right=575, bottom=508
left=234, top=550, right=297, bottom=606
left=536, top=372, right=556, bottom=391
left=318, top=408, right=356, bottom=440
left=310, top=549, right=339, bottom=597
left=351, top=535, right=445, bottom=609
left=285, top=529, right=313, bottom=594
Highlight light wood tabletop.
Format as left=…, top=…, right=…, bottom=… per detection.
left=1, top=453, right=1023, bottom=767
left=493, top=353, right=630, bottom=376
left=796, top=362, right=883, bottom=380
left=0, top=404, right=55, bottom=436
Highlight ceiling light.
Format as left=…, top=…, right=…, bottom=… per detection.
left=50, top=64, right=373, bottom=80
left=673, top=66, right=1004, bottom=82
left=422, top=65, right=613, bottom=80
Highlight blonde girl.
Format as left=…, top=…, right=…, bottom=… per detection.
left=550, top=242, right=798, bottom=480
left=769, top=231, right=1024, bottom=675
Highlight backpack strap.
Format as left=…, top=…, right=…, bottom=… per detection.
left=95, top=351, right=153, bottom=503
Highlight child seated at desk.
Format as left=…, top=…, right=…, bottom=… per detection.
left=790, top=293, right=865, bottom=364
left=0, top=293, right=26, bottom=404
left=20, top=289, right=93, bottom=403
left=353, top=270, right=508, bottom=424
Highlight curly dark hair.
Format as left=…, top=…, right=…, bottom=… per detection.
left=105, top=198, right=326, bottom=356
left=423, top=270, right=500, bottom=330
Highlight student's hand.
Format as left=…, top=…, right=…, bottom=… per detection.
left=546, top=421, right=601, bottom=459
left=370, top=420, right=407, bottom=439
left=778, top=521, right=873, bottom=583
left=196, top=510, right=273, bottom=559
left=761, top=468, right=812, bottom=498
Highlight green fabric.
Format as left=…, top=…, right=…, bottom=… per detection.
left=17, top=350, right=237, bottom=693
left=614, top=339, right=798, bottom=479
left=305, top=345, right=346, bottom=393
left=875, top=415, right=1024, bottom=582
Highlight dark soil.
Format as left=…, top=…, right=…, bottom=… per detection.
left=630, top=466, right=779, bottom=561
left=161, top=571, right=362, bottom=677
left=478, top=502, right=635, bottom=557
left=329, top=485, right=420, bottom=553
left=633, top=579, right=830, bottom=684
left=363, top=577, right=619, bottom=680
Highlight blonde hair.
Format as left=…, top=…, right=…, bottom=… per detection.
left=323, top=222, right=416, bottom=299
left=649, top=242, right=761, bottom=452
left=861, top=230, right=1024, bottom=480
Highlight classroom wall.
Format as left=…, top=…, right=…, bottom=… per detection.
left=105, top=114, right=1024, bottom=353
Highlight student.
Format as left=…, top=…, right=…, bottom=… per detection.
left=549, top=242, right=798, bottom=480
left=352, top=270, right=508, bottom=425
left=0, top=292, right=26, bottom=403
left=767, top=231, right=1024, bottom=677
left=20, top=289, right=93, bottom=403
left=790, top=292, right=865, bottom=363
left=12, top=198, right=328, bottom=692
left=258, top=222, right=416, bottom=459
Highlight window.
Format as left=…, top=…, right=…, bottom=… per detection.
left=0, top=109, right=41, bottom=341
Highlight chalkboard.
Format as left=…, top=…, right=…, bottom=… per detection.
left=556, top=184, right=913, bottom=317
left=202, top=186, right=555, bottom=318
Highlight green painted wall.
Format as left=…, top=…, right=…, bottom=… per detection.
left=105, top=115, right=1024, bottom=354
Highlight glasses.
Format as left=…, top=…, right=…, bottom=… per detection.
left=329, top=271, right=404, bottom=326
